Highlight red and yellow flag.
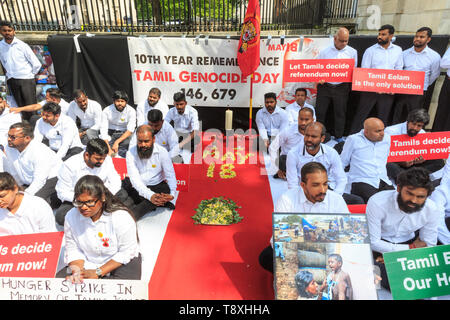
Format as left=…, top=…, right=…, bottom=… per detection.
left=237, top=0, right=261, bottom=77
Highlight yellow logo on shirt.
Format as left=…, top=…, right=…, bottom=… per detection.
left=152, top=164, right=156, bottom=168
left=162, top=141, right=166, bottom=145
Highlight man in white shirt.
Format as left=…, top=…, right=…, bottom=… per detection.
left=286, top=122, right=364, bottom=204
left=392, top=27, right=441, bottom=124
left=33, top=102, right=84, bottom=161
left=430, top=154, right=450, bottom=245
left=284, top=88, right=316, bottom=125
left=136, top=87, right=169, bottom=126
left=255, top=92, right=289, bottom=150
left=269, top=107, right=314, bottom=179
left=350, top=24, right=404, bottom=133
left=54, top=138, right=131, bottom=226
left=0, top=96, right=21, bottom=149
left=164, top=91, right=200, bottom=153
left=67, top=89, right=103, bottom=145
left=385, top=109, right=444, bottom=184
left=99, top=90, right=136, bottom=158
left=124, top=125, right=177, bottom=220
left=0, top=21, right=42, bottom=122
left=341, top=117, right=394, bottom=203
left=367, top=167, right=440, bottom=290
left=3, top=122, right=62, bottom=206
left=432, top=46, right=450, bottom=132
left=316, top=27, right=358, bottom=143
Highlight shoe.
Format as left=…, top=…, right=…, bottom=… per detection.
left=165, top=202, right=176, bottom=210
left=334, top=137, right=345, bottom=143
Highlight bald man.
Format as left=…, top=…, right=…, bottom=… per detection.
left=340, top=118, right=394, bottom=203
left=315, top=27, right=358, bottom=143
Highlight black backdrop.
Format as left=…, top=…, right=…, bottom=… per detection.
left=47, top=34, right=449, bottom=133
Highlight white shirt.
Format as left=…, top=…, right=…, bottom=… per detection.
left=402, top=46, right=441, bottom=90
left=164, top=105, right=199, bottom=133
left=255, top=106, right=289, bottom=140
left=126, top=143, right=177, bottom=200
left=384, top=121, right=426, bottom=136
left=136, top=99, right=170, bottom=126
left=0, top=37, right=42, bottom=79
left=284, top=101, right=316, bottom=124
left=99, top=104, right=136, bottom=141
left=317, top=44, right=358, bottom=84
left=39, top=98, right=70, bottom=115
left=367, top=190, right=440, bottom=253
left=130, top=121, right=180, bottom=159
left=0, top=108, right=21, bottom=147
left=56, top=153, right=122, bottom=203
left=429, top=182, right=450, bottom=245
left=286, top=143, right=347, bottom=194
left=64, top=208, right=139, bottom=270
left=67, top=99, right=103, bottom=131
left=4, top=140, right=62, bottom=195
left=441, top=47, right=450, bottom=77
left=0, top=193, right=57, bottom=236
left=275, top=187, right=349, bottom=213
left=340, top=130, right=391, bottom=188
left=33, top=114, right=83, bottom=159
left=361, top=43, right=404, bottom=70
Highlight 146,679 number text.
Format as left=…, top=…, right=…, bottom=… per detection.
left=180, top=88, right=236, bottom=101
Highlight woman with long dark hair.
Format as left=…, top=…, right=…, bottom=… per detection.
left=56, top=175, right=141, bottom=282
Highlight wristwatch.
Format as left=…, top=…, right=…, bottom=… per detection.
left=95, top=267, right=103, bottom=278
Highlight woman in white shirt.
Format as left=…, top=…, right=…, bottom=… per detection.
left=56, top=175, right=141, bottom=281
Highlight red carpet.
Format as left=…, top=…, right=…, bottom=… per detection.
left=148, top=135, right=274, bottom=300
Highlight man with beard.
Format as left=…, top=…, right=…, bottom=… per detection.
left=269, top=107, right=314, bottom=180
left=0, top=21, right=42, bottom=122
left=0, top=96, right=21, bottom=149
left=67, top=89, right=103, bottom=145
left=341, top=117, right=394, bottom=203
left=124, top=125, right=177, bottom=220
left=164, top=92, right=200, bottom=154
left=350, top=24, right=403, bottom=133
left=255, top=92, right=289, bottom=150
left=385, top=109, right=444, bottom=184
left=54, top=138, right=130, bottom=225
left=286, top=122, right=363, bottom=204
left=33, top=102, right=84, bottom=161
left=100, top=90, right=136, bottom=158
left=367, top=167, right=440, bottom=290
left=136, top=87, right=169, bottom=126
left=284, top=88, right=316, bottom=125
left=392, top=27, right=441, bottom=123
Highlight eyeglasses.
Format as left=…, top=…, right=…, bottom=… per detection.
left=73, top=199, right=99, bottom=208
left=7, top=135, right=24, bottom=141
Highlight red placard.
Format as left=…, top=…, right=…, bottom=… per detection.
left=388, top=132, right=450, bottom=162
left=0, top=232, right=64, bottom=278
left=283, top=59, right=355, bottom=83
left=112, top=157, right=190, bottom=191
left=352, top=68, right=425, bottom=95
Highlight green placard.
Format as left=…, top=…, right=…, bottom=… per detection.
left=383, top=245, right=450, bottom=300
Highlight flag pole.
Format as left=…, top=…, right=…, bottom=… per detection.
left=249, top=73, right=254, bottom=133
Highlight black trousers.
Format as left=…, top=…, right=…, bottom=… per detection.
left=7, top=78, right=37, bottom=122
left=33, top=177, right=58, bottom=206
left=55, top=254, right=142, bottom=280
left=316, top=83, right=351, bottom=139
left=392, top=93, right=426, bottom=125
left=386, top=160, right=445, bottom=184
left=108, top=129, right=132, bottom=158
left=432, top=77, right=450, bottom=132
left=351, top=180, right=395, bottom=204
left=177, top=131, right=200, bottom=153
left=350, top=92, right=396, bottom=134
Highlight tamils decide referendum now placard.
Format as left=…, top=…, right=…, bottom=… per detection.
left=384, top=245, right=450, bottom=300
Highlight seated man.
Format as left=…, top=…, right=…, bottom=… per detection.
left=67, top=89, right=103, bottom=145
left=341, top=117, right=394, bottom=203
left=284, top=88, right=316, bottom=125
left=100, top=90, right=136, bottom=158
left=33, top=102, right=84, bottom=161
left=286, top=122, right=363, bottom=204
left=430, top=154, right=450, bottom=245
left=4, top=122, right=62, bottom=205
left=164, top=91, right=200, bottom=153
left=124, top=125, right=177, bottom=220
left=269, top=107, right=314, bottom=179
left=255, top=92, right=289, bottom=150
left=10, top=87, right=70, bottom=117
left=0, top=96, right=21, bottom=149
left=367, top=167, right=440, bottom=290
left=136, top=87, right=169, bottom=126
left=55, top=138, right=131, bottom=226
left=259, top=162, right=349, bottom=272
left=385, top=109, right=445, bottom=184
